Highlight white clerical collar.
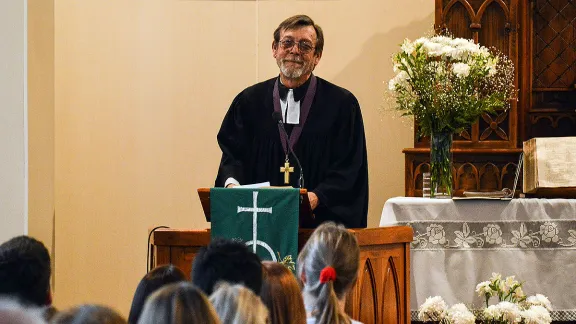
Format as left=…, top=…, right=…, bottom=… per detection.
left=280, top=88, right=301, bottom=124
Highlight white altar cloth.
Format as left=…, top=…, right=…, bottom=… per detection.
left=380, top=197, right=576, bottom=321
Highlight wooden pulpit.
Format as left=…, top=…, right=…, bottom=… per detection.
left=150, top=226, right=412, bottom=324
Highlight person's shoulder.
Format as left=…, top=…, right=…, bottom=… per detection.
left=239, top=77, right=276, bottom=98
left=316, top=76, right=356, bottom=100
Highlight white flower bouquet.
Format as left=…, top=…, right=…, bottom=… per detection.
left=418, top=273, right=552, bottom=324
left=387, top=34, right=517, bottom=197
left=388, top=34, right=516, bottom=137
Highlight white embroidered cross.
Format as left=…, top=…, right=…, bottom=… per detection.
left=237, top=191, right=277, bottom=261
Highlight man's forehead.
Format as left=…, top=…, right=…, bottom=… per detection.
left=280, top=26, right=317, bottom=41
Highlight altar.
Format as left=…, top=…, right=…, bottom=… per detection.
left=380, top=197, right=576, bottom=321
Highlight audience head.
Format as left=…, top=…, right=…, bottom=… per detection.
left=261, top=262, right=306, bottom=324
left=0, top=298, right=46, bottom=324
left=191, top=238, right=262, bottom=295
left=137, top=282, right=219, bottom=324
left=128, top=264, right=186, bottom=324
left=51, top=304, right=126, bottom=324
left=297, top=222, right=360, bottom=324
left=0, top=235, right=51, bottom=307
left=210, top=283, right=269, bottom=324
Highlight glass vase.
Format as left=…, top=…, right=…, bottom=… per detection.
left=430, top=130, right=453, bottom=198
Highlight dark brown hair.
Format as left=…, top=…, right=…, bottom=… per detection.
left=128, top=264, right=186, bottom=324
left=273, top=15, right=324, bottom=55
left=261, top=262, right=306, bottom=324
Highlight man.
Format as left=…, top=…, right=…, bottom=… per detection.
left=215, top=15, right=368, bottom=228
left=191, top=238, right=262, bottom=296
left=0, top=236, right=52, bottom=309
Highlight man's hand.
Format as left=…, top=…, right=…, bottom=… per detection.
left=308, top=192, right=319, bottom=210
left=226, top=183, right=237, bottom=188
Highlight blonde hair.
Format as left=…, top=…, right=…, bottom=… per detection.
left=137, top=282, right=220, bottom=324
left=297, top=222, right=360, bottom=324
left=209, top=283, right=269, bottom=324
left=261, top=262, right=306, bottom=324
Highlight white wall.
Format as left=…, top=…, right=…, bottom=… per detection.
left=0, top=0, right=28, bottom=241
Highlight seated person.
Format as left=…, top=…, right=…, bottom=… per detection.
left=128, top=264, right=186, bottom=324
left=51, top=304, right=126, bottom=324
left=137, top=282, right=219, bottom=324
left=210, top=283, right=268, bottom=324
left=297, top=222, right=362, bottom=324
left=261, top=261, right=306, bottom=324
left=0, top=298, right=46, bottom=324
left=191, top=238, right=262, bottom=295
left=0, top=236, right=52, bottom=312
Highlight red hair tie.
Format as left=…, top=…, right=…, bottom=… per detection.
left=319, top=266, right=337, bottom=283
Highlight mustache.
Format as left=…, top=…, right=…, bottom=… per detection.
left=281, top=57, right=303, bottom=63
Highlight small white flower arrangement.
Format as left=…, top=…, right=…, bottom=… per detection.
left=418, top=273, right=552, bottom=324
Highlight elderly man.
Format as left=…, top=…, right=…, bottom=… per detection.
left=215, top=15, right=368, bottom=228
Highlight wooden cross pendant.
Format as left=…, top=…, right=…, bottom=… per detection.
left=280, top=160, right=294, bottom=184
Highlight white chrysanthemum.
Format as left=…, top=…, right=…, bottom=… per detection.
left=422, top=41, right=444, bottom=57
left=484, top=305, right=500, bottom=320
left=526, top=294, right=553, bottom=311
left=431, top=35, right=453, bottom=45
left=476, top=280, right=494, bottom=297
left=417, top=296, right=447, bottom=322
left=446, top=303, right=475, bottom=324
left=389, top=71, right=410, bottom=91
left=401, top=39, right=415, bottom=55
left=452, top=63, right=471, bottom=78
left=497, top=301, right=522, bottom=324
left=521, top=305, right=552, bottom=324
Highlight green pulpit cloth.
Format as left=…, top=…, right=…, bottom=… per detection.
left=210, top=188, right=299, bottom=269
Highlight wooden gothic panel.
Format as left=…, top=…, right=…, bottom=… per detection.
left=430, top=0, right=519, bottom=149
left=527, top=0, right=576, bottom=138
left=381, top=256, right=401, bottom=324
left=357, top=259, right=378, bottom=324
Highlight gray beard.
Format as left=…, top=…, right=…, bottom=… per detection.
left=279, top=63, right=304, bottom=79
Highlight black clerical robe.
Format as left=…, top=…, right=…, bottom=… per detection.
left=215, top=76, right=368, bottom=228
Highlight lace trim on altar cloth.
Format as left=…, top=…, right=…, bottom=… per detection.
left=410, top=310, right=576, bottom=321
left=400, top=220, right=576, bottom=250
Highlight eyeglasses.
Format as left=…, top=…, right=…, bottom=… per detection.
left=278, top=39, right=315, bottom=54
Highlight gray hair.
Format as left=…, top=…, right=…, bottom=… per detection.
left=297, top=222, right=360, bottom=324
left=209, top=283, right=269, bottom=324
left=137, top=282, right=219, bottom=324
left=51, top=304, right=126, bottom=324
left=0, top=298, right=46, bottom=324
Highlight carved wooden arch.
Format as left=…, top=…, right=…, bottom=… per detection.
left=443, top=0, right=510, bottom=26
left=443, top=0, right=476, bottom=24
left=357, top=258, right=378, bottom=323
left=476, top=0, right=510, bottom=23
left=413, top=162, right=431, bottom=189
left=556, top=115, right=576, bottom=128
left=479, top=162, right=502, bottom=189
left=531, top=115, right=555, bottom=127
left=501, top=162, right=519, bottom=189
left=381, top=256, right=402, bottom=324
left=456, top=162, right=479, bottom=191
